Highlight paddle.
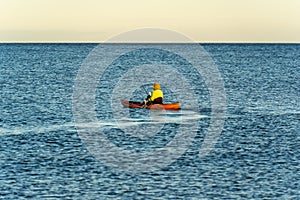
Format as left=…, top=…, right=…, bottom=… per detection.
left=141, top=84, right=150, bottom=97
left=132, top=69, right=152, bottom=106
left=142, top=86, right=152, bottom=107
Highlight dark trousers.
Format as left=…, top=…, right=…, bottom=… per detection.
left=147, top=97, right=163, bottom=105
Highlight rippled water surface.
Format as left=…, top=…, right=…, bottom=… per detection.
left=0, top=44, right=299, bottom=199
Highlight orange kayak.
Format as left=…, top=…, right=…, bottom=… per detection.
left=121, top=100, right=180, bottom=110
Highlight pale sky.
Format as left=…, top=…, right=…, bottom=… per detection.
left=0, top=0, right=300, bottom=42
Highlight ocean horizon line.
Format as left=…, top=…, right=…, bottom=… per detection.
left=1, top=41, right=300, bottom=44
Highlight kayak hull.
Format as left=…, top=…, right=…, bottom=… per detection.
left=121, top=100, right=180, bottom=110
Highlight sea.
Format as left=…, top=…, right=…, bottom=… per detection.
left=0, top=43, right=299, bottom=199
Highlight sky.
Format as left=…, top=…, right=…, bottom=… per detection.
left=0, top=0, right=300, bottom=42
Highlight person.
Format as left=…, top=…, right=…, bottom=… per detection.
left=144, top=83, right=164, bottom=105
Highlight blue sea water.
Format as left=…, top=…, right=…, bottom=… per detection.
left=0, top=43, right=299, bottom=199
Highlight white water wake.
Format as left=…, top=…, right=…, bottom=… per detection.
left=0, top=112, right=207, bottom=136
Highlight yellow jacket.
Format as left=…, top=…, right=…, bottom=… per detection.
left=150, top=89, right=163, bottom=101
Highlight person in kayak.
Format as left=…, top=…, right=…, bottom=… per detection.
left=144, top=83, right=164, bottom=105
